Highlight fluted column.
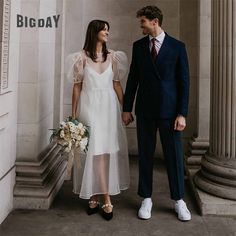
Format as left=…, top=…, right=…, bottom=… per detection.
left=194, top=0, right=236, bottom=200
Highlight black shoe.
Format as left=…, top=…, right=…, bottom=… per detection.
left=101, top=204, right=113, bottom=221
left=87, top=201, right=100, bottom=215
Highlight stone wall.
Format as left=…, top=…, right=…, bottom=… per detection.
left=0, top=0, right=20, bottom=225
left=63, top=0, right=198, bottom=156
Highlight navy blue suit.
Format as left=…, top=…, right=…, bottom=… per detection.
left=123, top=33, right=190, bottom=200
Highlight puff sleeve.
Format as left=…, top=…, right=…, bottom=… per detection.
left=65, top=51, right=84, bottom=83
left=112, top=51, right=128, bottom=81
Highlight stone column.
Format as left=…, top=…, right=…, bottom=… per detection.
left=13, top=0, right=67, bottom=209
left=194, top=0, right=236, bottom=204
left=184, top=0, right=211, bottom=172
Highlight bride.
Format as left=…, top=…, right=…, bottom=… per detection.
left=66, top=19, right=130, bottom=220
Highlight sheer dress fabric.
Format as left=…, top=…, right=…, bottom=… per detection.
left=66, top=50, right=130, bottom=199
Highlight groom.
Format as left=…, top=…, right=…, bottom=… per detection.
left=122, top=6, right=191, bottom=221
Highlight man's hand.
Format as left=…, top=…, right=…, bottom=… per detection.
left=122, top=112, right=134, bottom=126
left=174, top=115, right=186, bottom=131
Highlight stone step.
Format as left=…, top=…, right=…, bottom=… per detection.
left=13, top=160, right=67, bottom=209
left=14, top=158, right=67, bottom=198
left=15, top=141, right=57, bottom=167
left=16, top=153, right=65, bottom=186
left=185, top=155, right=202, bottom=165
left=13, top=142, right=69, bottom=209
left=15, top=144, right=63, bottom=177
left=188, top=139, right=209, bottom=148
left=188, top=149, right=207, bottom=155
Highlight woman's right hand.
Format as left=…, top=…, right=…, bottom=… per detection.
left=71, top=113, right=78, bottom=120
left=122, top=112, right=134, bottom=126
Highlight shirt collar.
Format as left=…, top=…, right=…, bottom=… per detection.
left=149, top=31, right=165, bottom=43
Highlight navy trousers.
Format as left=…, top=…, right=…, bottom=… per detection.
left=136, top=115, right=185, bottom=200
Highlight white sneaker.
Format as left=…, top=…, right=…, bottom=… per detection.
left=138, top=198, right=153, bottom=220
left=175, top=199, right=191, bottom=221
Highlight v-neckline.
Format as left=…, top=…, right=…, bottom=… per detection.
left=85, top=61, right=112, bottom=76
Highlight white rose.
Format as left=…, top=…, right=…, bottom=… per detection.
left=60, top=121, right=66, bottom=128
left=78, top=123, right=83, bottom=129
left=70, top=127, right=76, bottom=133
left=68, top=122, right=75, bottom=130
left=60, top=130, right=65, bottom=138
left=80, top=130, right=84, bottom=135
left=80, top=137, right=88, bottom=150
left=75, top=127, right=80, bottom=134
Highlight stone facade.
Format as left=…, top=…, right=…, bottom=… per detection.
left=0, top=0, right=19, bottom=225
left=0, top=0, right=236, bottom=225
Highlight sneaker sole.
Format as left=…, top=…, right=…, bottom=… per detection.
left=138, top=215, right=151, bottom=220
left=178, top=217, right=191, bottom=222
left=175, top=210, right=191, bottom=221
left=137, top=211, right=151, bottom=220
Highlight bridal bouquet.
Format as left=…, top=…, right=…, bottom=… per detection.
left=49, top=116, right=89, bottom=152
left=49, top=116, right=90, bottom=179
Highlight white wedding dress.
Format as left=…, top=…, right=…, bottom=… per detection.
left=66, top=50, right=130, bottom=199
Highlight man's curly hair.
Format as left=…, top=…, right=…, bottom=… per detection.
left=136, top=6, right=163, bottom=26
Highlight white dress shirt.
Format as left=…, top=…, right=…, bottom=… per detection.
left=149, top=31, right=165, bottom=54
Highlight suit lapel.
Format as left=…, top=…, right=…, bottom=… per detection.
left=143, top=33, right=170, bottom=78
left=155, top=32, right=169, bottom=66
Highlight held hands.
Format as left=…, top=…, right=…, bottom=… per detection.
left=122, top=112, right=134, bottom=126
left=121, top=113, right=186, bottom=129
left=174, top=115, right=186, bottom=131
left=73, top=112, right=185, bottom=129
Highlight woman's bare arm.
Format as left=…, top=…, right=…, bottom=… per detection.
left=72, top=83, right=82, bottom=118
left=113, top=81, right=123, bottom=106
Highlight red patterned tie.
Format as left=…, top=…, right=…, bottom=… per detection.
left=151, top=38, right=157, bottom=60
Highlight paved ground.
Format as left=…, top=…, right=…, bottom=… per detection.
left=0, top=156, right=236, bottom=236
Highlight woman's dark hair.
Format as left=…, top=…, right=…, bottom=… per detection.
left=83, top=20, right=110, bottom=62
left=136, top=6, right=163, bottom=26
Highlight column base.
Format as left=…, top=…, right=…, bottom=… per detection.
left=13, top=142, right=68, bottom=209
left=185, top=136, right=209, bottom=170
left=193, top=154, right=236, bottom=200
left=186, top=168, right=236, bottom=215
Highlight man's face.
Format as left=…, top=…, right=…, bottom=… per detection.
left=139, top=16, right=158, bottom=35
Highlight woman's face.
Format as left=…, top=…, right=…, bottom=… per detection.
left=97, top=24, right=109, bottom=43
